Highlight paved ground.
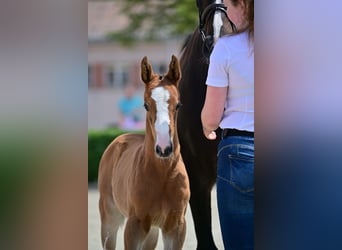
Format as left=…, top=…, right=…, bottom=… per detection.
left=88, top=184, right=224, bottom=249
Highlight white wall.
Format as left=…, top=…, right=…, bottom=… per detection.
left=88, top=38, right=185, bottom=130
left=88, top=87, right=144, bottom=129
left=88, top=39, right=184, bottom=65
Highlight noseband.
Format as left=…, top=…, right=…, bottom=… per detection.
left=197, top=2, right=236, bottom=61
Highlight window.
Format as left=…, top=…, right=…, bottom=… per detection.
left=106, top=65, right=115, bottom=87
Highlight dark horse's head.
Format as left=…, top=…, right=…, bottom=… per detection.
left=178, top=0, right=236, bottom=108
left=196, top=0, right=236, bottom=60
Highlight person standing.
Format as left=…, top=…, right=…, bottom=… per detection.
left=201, top=0, right=254, bottom=249
left=118, top=84, right=145, bottom=130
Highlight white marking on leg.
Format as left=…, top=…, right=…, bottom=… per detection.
left=162, top=235, right=174, bottom=250
left=104, top=231, right=110, bottom=250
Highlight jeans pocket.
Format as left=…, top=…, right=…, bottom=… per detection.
left=218, top=140, right=254, bottom=193
left=228, top=153, right=254, bottom=193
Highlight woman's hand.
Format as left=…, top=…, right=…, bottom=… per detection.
left=203, top=127, right=217, bottom=140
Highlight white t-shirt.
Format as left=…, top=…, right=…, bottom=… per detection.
left=206, top=32, right=254, bottom=132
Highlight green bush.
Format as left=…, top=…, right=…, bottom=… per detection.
left=88, top=128, right=123, bottom=182
left=88, top=128, right=144, bottom=182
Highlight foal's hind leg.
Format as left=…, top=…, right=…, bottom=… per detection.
left=99, top=196, right=125, bottom=250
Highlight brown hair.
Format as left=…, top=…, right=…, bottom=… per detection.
left=231, top=0, right=254, bottom=39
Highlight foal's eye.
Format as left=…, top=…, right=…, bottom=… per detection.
left=144, top=103, right=150, bottom=111
left=176, top=102, right=182, bottom=111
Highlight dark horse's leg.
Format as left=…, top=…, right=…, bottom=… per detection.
left=189, top=177, right=217, bottom=250
left=181, top=141, right=218, bottom=250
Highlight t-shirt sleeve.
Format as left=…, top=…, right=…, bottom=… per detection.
left=206, top=39, right=229, bottom=87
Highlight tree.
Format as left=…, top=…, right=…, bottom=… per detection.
left=106, top=0, right=199, bottom=44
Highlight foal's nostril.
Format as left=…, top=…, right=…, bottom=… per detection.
left=156, top=145, right=162, bottom=156
left=164, top=145, right=173, bottom=156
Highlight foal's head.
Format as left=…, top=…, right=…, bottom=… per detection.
left=141, top=55, right=182, bottom=158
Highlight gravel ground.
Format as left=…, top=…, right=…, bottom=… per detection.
left=88, top=184, right=224, bottom=249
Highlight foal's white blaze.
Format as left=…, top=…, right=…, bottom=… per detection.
left=151, top=86, right=171, bottom=152
left=213, top=0, right=224, bottom=44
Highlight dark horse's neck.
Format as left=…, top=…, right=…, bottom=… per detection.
left=178, top=0, right=232, bottom=133
left=179, top=30, right=210, bottom=120
left=177, top=0, right=224, bottom=168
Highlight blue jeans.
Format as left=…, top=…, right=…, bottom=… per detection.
left=217, top=135, right=254, bottom=250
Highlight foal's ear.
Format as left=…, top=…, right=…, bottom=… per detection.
left=165, top=55, right=181, bottom=86
left=141, top=56, right=154, bottom=84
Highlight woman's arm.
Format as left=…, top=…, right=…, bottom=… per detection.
left=201, top=85, right=227, bottom=140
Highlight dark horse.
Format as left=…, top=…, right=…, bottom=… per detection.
left=177, top=0, right=235, bottom=249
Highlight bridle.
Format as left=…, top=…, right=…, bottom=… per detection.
left=197, top=0, right=236, bottom=60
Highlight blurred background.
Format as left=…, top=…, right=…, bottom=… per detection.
left=88, top=0, right=196, bottom=129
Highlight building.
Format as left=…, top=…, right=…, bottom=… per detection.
left=88, top=1, right=186, bottom=129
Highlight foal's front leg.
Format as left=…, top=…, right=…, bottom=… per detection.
left=162, top=211, right=187, bottom=250
left=124, top=216, right=150, bottom=250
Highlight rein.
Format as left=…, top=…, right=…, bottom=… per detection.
left=196, top=1, right=236, bottom=60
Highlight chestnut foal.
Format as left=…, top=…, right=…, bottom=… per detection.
left=98, top=55, right=190, bottom=250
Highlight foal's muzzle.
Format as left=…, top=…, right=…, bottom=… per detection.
left=155, top=144, right=173, bottom=158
